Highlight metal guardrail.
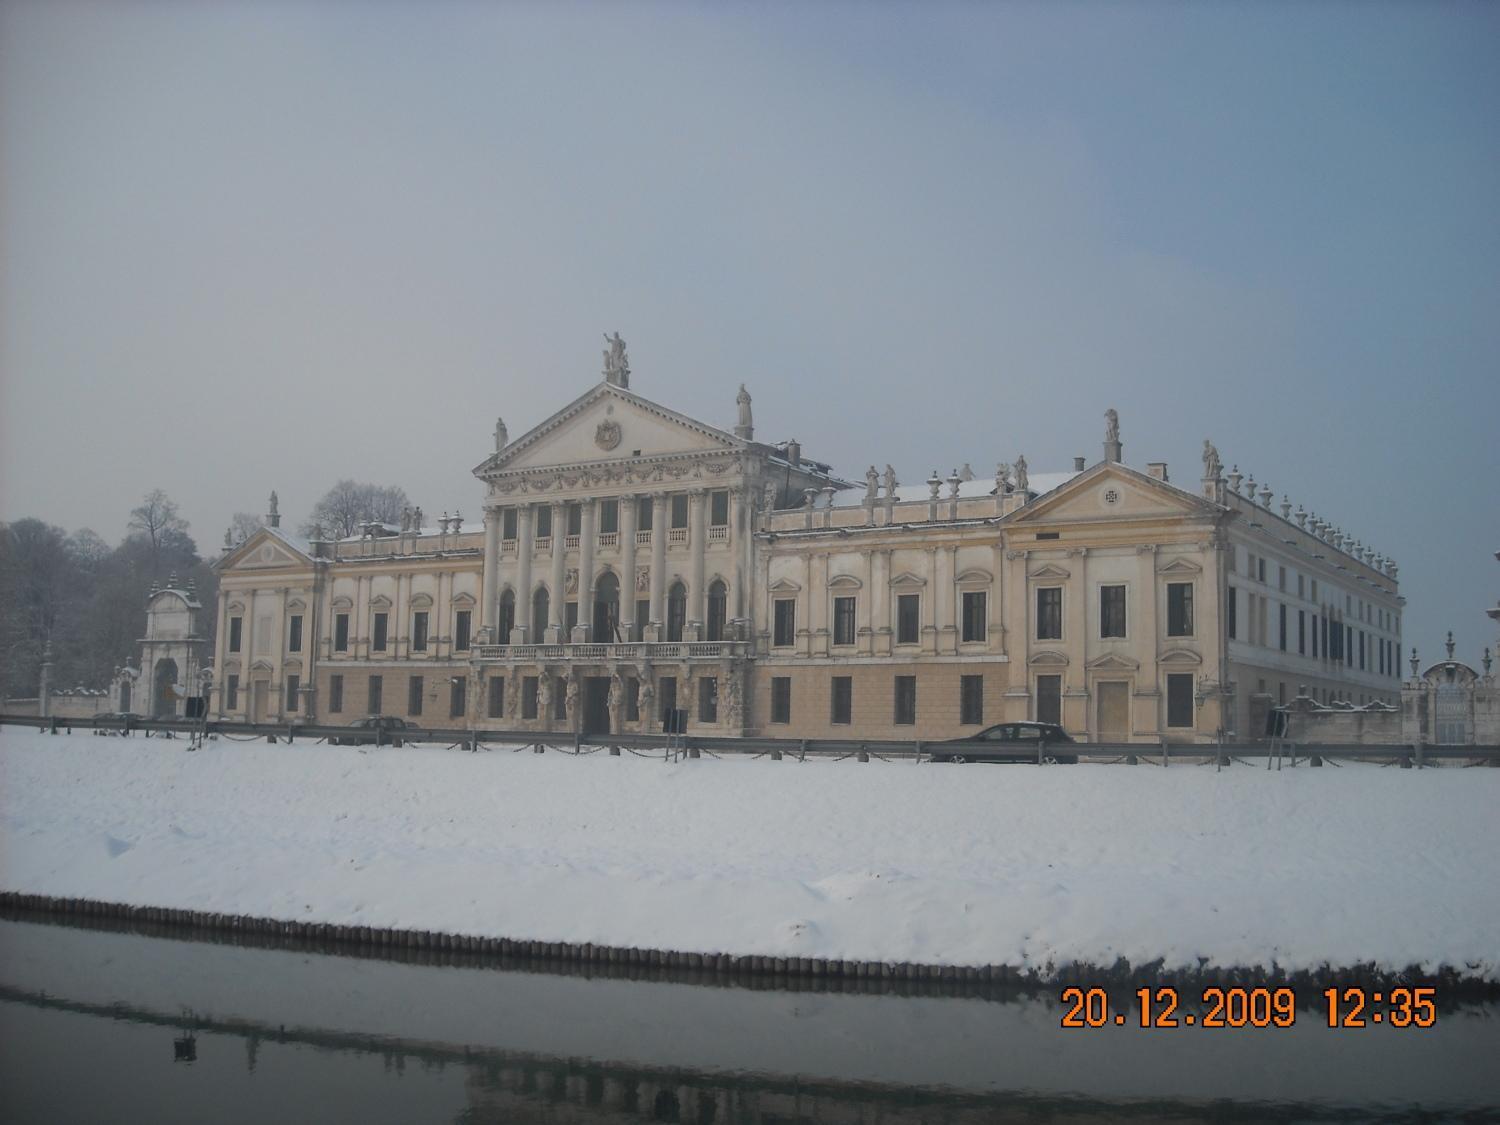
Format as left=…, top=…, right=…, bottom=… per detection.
left=3, top=714, right=1498, bottom=767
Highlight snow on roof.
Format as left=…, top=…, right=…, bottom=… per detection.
left=263, top=525, right=313, bottom=555
left=819, top=469, right=1084, bottom=509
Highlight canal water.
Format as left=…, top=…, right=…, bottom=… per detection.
left=1, top=916, right=1496, bottom=1123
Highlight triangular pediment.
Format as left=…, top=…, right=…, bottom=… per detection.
left=1006, top=462, right=1220, bottom=526
left=1158, top=557, right=1203, bottom=575
left=1087, top=652, right=1140, bottom=671
left=890, top=571, right=927, bottom=588
left=768, top=577, right=803, bottom=593
left=215, top=528, right=315, bottom=573
left=1028, top=562, right=1071, bottom=580
left=477, top=383, right=743, bottom=477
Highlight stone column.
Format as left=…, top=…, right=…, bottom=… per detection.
left=620, top=492, right=638, bottom=640
left=648, top=492, right=667, bottom=640
left=689, top=489, right=707, bottom=637
left=515, top=504, right=533, bottom=643
left=549, top=502, right=566, bottom=643
left=577, top=497, right=596, bottom=641
left=729, top=486, right=746, bottom=624
left=482, top=508, right=500, bottom=639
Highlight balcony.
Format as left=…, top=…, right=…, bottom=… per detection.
left=667, top=527, right=688, bottom=546
left=472, top=640, right=749, bottom=663
left=598, top=531, right=619, bottom=548
left=500, top=538, right=517, bottom=555
left=564, top=534, right=581, bottom=549
left=635, top=529, right=652, bottom=546
left=708, top=524, right=729, bottom=542
left=535, top=536, right=552, bottom=551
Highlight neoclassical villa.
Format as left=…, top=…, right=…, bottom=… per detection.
left=212, top=340, right=1404, bottom=742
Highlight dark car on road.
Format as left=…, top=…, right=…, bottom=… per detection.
left=931, top=721, right=1076, bottom=764
left=331, top=716, right=409, bottom=747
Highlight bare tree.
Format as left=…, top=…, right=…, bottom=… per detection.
left=228, top=512, right=264, bottom=545
left=128, top=489, right=192, bottom=577
left=300, top=480, right=410, bottom=539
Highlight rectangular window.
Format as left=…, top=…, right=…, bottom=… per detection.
left=1227, top=587, right=1237, bottom=640
left=450, top=677, right=466, bottom=719
left=228, top=617, right=243, bottom=653
left=1036, top=588, right=1063, bottom=640
left=830, top=676, right=852, bottom=725
left=335, top=614, right=350, bottom=652
left=599, top=499, right=618, bottom=534
left=1279, top=603, right=1287, bottom=651
left=961, top=591, right=987, bottom=643
left=1167, top=583, right=1194, bottom=637
left=770, top=677, right=791, bottom=724
left=408, top=675, right=423, bottom=716
left=1279, top=565, right=1287, bottom=592
left=1166, top=673, right=1194, bottom=728
left=502, top=508, right=517, bottom=539
left=897, top=593, right=920, bottom=644
left=287, top=615, right=303, bottom=653
left=1099, top=585, right=1127, bottom=639
left=1312, top=614, right=1320, bottom=658
left=454, top=610, right=471, bottom=652
left=893, top=675, right=916, bottom=726
left=698, top=677, right=718, bottom=724
left=412, top=611, right=429, bottom=652
left=1036, top=674, right=1062, bottom=726
left=226, top=673, right=239, bottom=710
left=960, top=675, right=983, bottom=726
left=635, top=599, right=649, bottom=642
left=773, top=599, right=796, bottom=647
left=565, top=601, right=579, bottom=634
left=285, top=673, right=300, bottom=713
left=1359, top=631, right=1366, bottom=671
left=534, top=505, right=552, bottom=539
left=368, top=675, right=383, bottom=715
left=1298, top=610, right=1306, bottom=655
left=833, top=596, right=856, bottom=646
left=625, top=678, right=639, bottom=722
left=372, top=612, right=388, bottom=652
left=1310, top=579, right=1318, bottom=601
left=566, top=503, right=582, bottom=536
left=710, top=489, right=729, bottom=526
left=670, top=494, right=689, bottom=528
left=522, top=676, right=538, bottom=719
left=487, top=676, right=504, bottom=719
left=1257, top=558, right=1266, bottom=583
left=329, top=674, right=343, bottom=714
left=554, top=681, right=568, bottom=721
left=636, top=497, right=653, bottom=531
left=1297, top=574, right=1306, bottom=599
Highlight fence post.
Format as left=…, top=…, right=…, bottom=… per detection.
left=1414, top=742, right=1424, bottom=770
left=1161, top=739, right=1169, bottom=768
left=799, top=740, right=808, bottom=763
left=914, top=740, right=923, bottom=763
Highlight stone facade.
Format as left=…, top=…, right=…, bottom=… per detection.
left=210, top=350, right=1401, bottom=743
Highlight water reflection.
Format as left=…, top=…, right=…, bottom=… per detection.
left=1, top=913, right=1496, bottom=1124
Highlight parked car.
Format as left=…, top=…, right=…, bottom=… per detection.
left=331, top=716, right=409, bottom=747
left=931, top=722, right=1076, bottom=764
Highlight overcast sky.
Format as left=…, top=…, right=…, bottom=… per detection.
left=2, top=0, right=1496, bottom=662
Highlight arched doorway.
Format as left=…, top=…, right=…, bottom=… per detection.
left=153, top=658, right=179, bottom=718
left=666, top=581, right=687, bottom=642
left=593, top=572, right=621, bottom=642
left=498, top=589, right=516, bottom=644
left=706, top=579, right=728, bottom=642
left=532, top=586, right=550, bottom=641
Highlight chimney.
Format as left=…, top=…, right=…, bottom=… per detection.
left=1147, top=462, right=1168, bottom=481
left=1073, top=456, right=1086, bottom=472
left=786, top=439, right=801, bottom=467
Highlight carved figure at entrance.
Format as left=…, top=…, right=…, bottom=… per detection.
left=607, top=673, right=625, bottom=721
left=722, top=670, right=742, bottom=725
left=506, top=675, right=520, bottom=718
left=565, top=673, right=580, bottom=719
left=565, top=568, right=579, bottom=595
left=636, top=677, right=655, bottom=727
left=636, top=566, right=650, bottom=593
left=1202, top=439, right=1222, bottom=479
left=537, top=672, right=553, bottom=717
left=865, top=466, right=880, bottom=501
left=1014, top=454, right=1028, bottom=492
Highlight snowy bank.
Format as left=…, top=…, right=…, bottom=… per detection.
left=2, top=729, right=1497, bottom=980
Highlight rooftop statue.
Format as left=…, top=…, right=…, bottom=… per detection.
left=1202, top=439, right=1222, bottom=479
left=1105, top=408, right=1120, bottom=443
left=603, top=332, right=630, bottom=386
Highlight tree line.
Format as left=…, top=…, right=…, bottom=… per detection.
left=0, top=480, right=409, bottom=703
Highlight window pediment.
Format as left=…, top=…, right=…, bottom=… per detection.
left=450, top=592, right=477, bottom=607
left=768, top=577, right=802, bottom=594
left=331, top=595, right=354, bottom=610
left=1160, top=648, right=1203, bottom=666
left=1087, top=653, right=1139, bottom=672
left=227, top=601, right=246, bottom=615
left=409, top=593, right=434, bottom=609
left=286, top=597, right=307, bottom=611
left=889, top=571, right=927, bottom=588
left=1029, top=563, right=1071, bottom=580
left=1030, top=649, right=1069, bottom=667
left=369, top=594, right=393, bottom=610
left=1158, top=558, right=1203, bottom=576
left=828, top=574, right=863, bottom=590
left=955, top=568, right=993, bottom=585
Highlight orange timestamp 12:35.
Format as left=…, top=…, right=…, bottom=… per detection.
left=1060, top=985, right=1438, bottom=1029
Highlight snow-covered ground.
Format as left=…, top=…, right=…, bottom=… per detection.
left=2, top=728, right=1496, bottom=978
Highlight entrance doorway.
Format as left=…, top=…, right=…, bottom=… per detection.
left=1095, top=681, right=1129, bottom=741
left=152, top=659, right=178, bottom=718
left=583, top=676, right=611, bottom=735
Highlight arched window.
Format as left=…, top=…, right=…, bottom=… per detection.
left=498, top=589, right=516, bottom=645
left=667, top=581, right=687, bottom=643
left=532, top=586, right=550, bottom=641
left=594, top=571, right=621, bottom=642
left=706, top=579, right=728, bottom=642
